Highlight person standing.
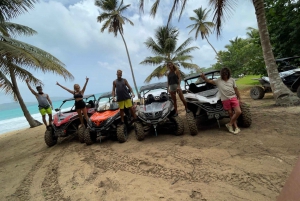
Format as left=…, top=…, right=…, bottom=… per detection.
left=112, top=70, right=137, bottom=124
left=25, top=79, right=53, bottom=129
left=200, top=67, right=242, bottom=134
left=167, top=61, right=190, bottom=117
left=56, top=77, right=90, bottom=128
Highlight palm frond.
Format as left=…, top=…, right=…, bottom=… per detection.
left=208, top=0, right=237, bottom=36
left=150, top=0, right=160, bottom=18
left=144, top=37, right=164, bottom=55
left=166, top=0, right=178, bottom=26
left=0, top=22, right=37, bottom=37
left=0, top=36, right=74, bottom=81
left=179, top=62, right=199, bottom=69
left=139, top=0, right=144, bottom=13
left=119, top=4, right=130, bottom=13
left=0, top=70, right=16, bottom=100
left=5, top=62, right=42, bottom=84
left=174, top=37, right=195, bottom=54
left=178, top=0, right=188, bottom=22
left=122, top=16, right=134, bottom=26
left=0, top=64, right=41, bottom=101
left=97, top=12, right=111, bottom=23
left=101, top=18, right=112, bottom=32
left=144, top=64, right=167, bottom=83
left=0, top=0, right=38, bottom=22
left=174, top=55, right=194, bottom=62
left=139, top=56, right=165, bottom=65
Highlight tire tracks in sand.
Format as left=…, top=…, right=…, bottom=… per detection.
left=7, top=143, right=71, bottom=201
left=81, top=146, right=285, bottom=197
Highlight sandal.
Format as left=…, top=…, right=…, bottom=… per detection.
left=173, top=113, right=178, bottom=117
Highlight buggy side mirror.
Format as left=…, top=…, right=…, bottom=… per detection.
left=55, top=108, right=60, bottom=112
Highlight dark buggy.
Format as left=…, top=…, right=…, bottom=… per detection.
left=250, top=56, right=300, bottom=99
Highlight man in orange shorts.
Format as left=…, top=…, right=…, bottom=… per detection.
left=112, top=70, right=137, bottom=124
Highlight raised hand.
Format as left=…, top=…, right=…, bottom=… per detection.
left=200, top=73, right=205, bottom=79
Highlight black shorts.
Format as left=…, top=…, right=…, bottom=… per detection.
left=75, top=100, right=86, bottom=110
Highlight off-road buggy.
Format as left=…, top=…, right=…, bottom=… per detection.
left=83, top=92, right=135, bottom=145
left=250, top=56, right=300, bottom=100
left=44, top=94, right=96, bottom=147
left=134, top=82, right=185, bottom=141
left=183, top=70, right=252, bottom=129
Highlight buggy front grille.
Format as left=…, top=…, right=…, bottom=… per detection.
left=144, top=111, right=163, bottom=119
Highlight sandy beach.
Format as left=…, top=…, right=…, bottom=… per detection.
left=1, top=89, right=300, bottom=201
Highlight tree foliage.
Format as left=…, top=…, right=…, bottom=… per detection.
left=265, top=0, right=300, bottom=57
left=212, top=28, right=266, bottom=77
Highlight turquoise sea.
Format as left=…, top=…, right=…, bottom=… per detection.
left=0, top=83, right=185, bottom=135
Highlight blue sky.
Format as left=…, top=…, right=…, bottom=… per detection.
left=1, top=0, right=257, bottom=104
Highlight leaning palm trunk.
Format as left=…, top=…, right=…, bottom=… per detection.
left=253, top=0, right=299, bottom=105
left=119, top=29, right=140, bottom=98
left=9, top=67, right=42, bottom=127
left=204, top=35, right=222, bottom=63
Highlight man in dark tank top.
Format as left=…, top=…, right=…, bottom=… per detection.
left=112, top=70, right=137, bottom=124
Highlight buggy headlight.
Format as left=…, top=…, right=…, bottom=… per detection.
left=187, top=97, right=198, bottom=101
left=103, top=116, right=114, bottom=126
left=138, top=111, right=146, bottom=119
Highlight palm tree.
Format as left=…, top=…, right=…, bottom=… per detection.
left=95, top=0, right=140, bottom=97
left=1, top=1, right=74, bottom=127
left=138, top=0, right=187, bottom=26
left=187, top=7, right=220, bottom=61
left=209, top=0, right=298, bottom=105
left=140, top=25, right=199, bottom=83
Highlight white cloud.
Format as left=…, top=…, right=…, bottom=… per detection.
left=0, top=0, right=257, bottom=104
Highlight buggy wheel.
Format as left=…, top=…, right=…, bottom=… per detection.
left=83, top=128, right=94, bottom=145
left=44, top=128, right=57, bottom=147
left=250, top=86, right=265, bottom=100
left=238, top=102, right=252, bottom=128
left=67, top=122, right=80, bottom=135
left=297, top=86, right=300, bottom=98
left=186, top=113, right=198, bottom=136
left=134, top=122, right=145, bottom=141
left=116, top=124, right=128, bottom=143
left=78, top=126, right=85, bottom=143
left=170, top=116, right=184, bottom=136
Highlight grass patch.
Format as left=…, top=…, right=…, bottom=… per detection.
left=236, top=75, right=261, bottom=86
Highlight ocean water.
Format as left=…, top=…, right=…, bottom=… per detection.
left=0, top=82, right=186, bottom=135
left=0, top=95, right=90, bottom=135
